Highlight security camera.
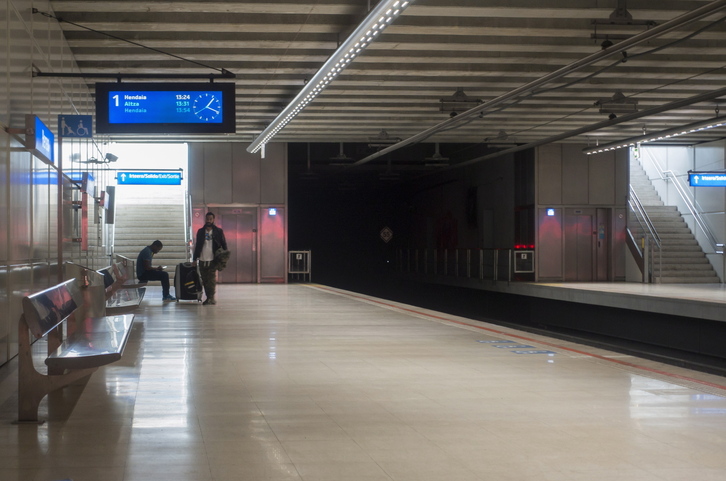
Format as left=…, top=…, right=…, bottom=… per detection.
left=105, top=153, right=118, bottom=162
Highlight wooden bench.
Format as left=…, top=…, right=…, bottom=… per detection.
left=17, top=276, right=135, bottom=423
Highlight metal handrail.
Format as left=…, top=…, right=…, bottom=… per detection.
left=627, top=186, right=662, bottom=283
left=396, top=248, right=513, bottom=284
left=642, top=149, right=723, bottom=254
left=184, top=192, right=194, bottom=261
left=628, top=186, right=662, bottom=249
left=663, top=170, right=724, bottom=254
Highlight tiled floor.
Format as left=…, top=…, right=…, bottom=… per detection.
left=1, top=283, right=726, bottom=481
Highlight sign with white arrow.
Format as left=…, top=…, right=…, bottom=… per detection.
left=688, top=171, right=726, bottom=187
left=117, top=171, right=182, bottom=185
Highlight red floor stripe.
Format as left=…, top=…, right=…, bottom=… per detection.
left=312, top=285, right=726, bottom=393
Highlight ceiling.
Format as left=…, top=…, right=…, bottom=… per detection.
left=45, top=0, right=726, bottom=159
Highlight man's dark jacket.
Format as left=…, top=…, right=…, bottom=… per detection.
left=193, top=224, right=228, bottom=262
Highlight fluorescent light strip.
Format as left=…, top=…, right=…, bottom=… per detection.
left=584, top=116, right=726, bottom=155
left=247, top=0, right=413, bottom=153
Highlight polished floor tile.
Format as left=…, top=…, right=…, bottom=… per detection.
left=1, top=283, right=725, bottom=481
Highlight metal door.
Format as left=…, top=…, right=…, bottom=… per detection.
left=218, top=208, right=257, bottom=283
left=564, top=208, right=610, bottom=281
left=595, top=208, right=609, bottom=281
left=564, top=210, right=594, bottom=281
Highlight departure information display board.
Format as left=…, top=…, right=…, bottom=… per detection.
left=95, top=83, right=235, bottom=134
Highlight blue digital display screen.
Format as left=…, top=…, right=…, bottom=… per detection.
left=96, top=82, right=235, bottom=134
left=108, top=91, right=223, bottom=124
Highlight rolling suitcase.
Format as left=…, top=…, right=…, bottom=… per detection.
left=174, top=262, right=202, bottom=302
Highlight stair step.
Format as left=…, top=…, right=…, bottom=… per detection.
left=657, top=276, right=722, bottom=283
left=659, top=250, right=707, bottom=256
left=654, top=264, right=715, bottom=272
left=114, top=203, right=188, bottom=275
left=657, top=259, right=709, bottom=265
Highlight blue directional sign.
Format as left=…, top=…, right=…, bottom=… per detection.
left=25, top=115, right=54, bottom=164
left=117, top=171, right=182, bottom=185
left=58, top=115, right=93, bottom=138
left=688, top=171, right=726, bottom=187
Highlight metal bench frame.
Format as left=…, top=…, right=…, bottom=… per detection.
left=115, top=254, right=148, bottom=289
left=16, top=276, right=134, bottom=423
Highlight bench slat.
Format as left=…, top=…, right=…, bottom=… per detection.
left=22, top=279, right=78, bottom=339
left=45, top=314, right=135, bottom=371
left=107, top=286, right=146, bottom=309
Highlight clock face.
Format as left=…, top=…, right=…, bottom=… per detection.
left=192, top=93, right=222, bottom=121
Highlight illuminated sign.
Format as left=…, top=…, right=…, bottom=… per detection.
left=117, top=171, right=182, bottom=185
left=95, top=83, right=236, bottom=134
left=25, top=115, right=54, bottom=164
left=58, top=114, right=93, bottom=138
left=688, top=171, right=726, bottom=187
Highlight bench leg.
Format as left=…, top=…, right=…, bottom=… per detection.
left=16, top=317, right=97, bottom=424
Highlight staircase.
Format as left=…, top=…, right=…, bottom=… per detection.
left=629, top=158, right=720, bottom=283
left=113, top=204, right=189, bottom=280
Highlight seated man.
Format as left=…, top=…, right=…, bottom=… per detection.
left=136, top=240, right=176, bottom=301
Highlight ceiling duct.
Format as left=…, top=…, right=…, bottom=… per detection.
left=329, top=142, right=353, bottom=166
left=440, top=88, right=482, bottom=116
left=425, top=143, right=449, bottom=166
left=368, top=130, right=402, bottom=148
left=595, top=91, right=638, bottom=114
left=592, top=0, right=657, bottom=26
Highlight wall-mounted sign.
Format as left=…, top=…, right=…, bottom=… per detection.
left=25, top=115, right=54, bottom=164
left=514, top=250, right=535, bottom=273
left=688, top=171, right=726, bottom=187
left=95, top=82, right=236, bottom=134
left=117, top=171, right=183, bottom=185
left=58, top=114, right=92, bottom=138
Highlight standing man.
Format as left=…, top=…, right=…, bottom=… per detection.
left=193, top=212, right=228, bottom=305
left=137, top=240, right=176, bottom=301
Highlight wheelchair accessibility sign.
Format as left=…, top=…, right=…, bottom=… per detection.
left=58, top=115, right=92, bottom=138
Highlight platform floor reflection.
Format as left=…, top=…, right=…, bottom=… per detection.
left=1, top=283, right=725, bottom=481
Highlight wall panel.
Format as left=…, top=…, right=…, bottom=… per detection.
left=231, top=143, right=260, bottom=204
left=203, top=143, right=233, bottom=204
left=189, top=143, right=205, bottom=203
left=1, top=0, right=97, bottom=367
left=588, top=153, right=615, bottom=205
left=537, top=207, right=563, bottom=280
left=260, top=143, right=287, bottom=205
left=536, top=144, right=562, bottom=205
left=9, top=150, right=31, bottom=261
left=562, top=146, right=588, bottom=205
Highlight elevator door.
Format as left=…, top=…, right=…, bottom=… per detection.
left=218, top=208, right=257, bottom=283
left=564, top=211, right=594, bottom=281
left=564, top=208, right=609, bottom=281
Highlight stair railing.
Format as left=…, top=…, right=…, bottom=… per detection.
left=184, top=191, right=193, bottom=261
left=642, top=150, right=724, bottom=255
left=627, top=186, right=662, bottom=282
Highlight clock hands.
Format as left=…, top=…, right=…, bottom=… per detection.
left=200, top=96, right=219, bottom=114
left=198, top=96, right=219, bottom=114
